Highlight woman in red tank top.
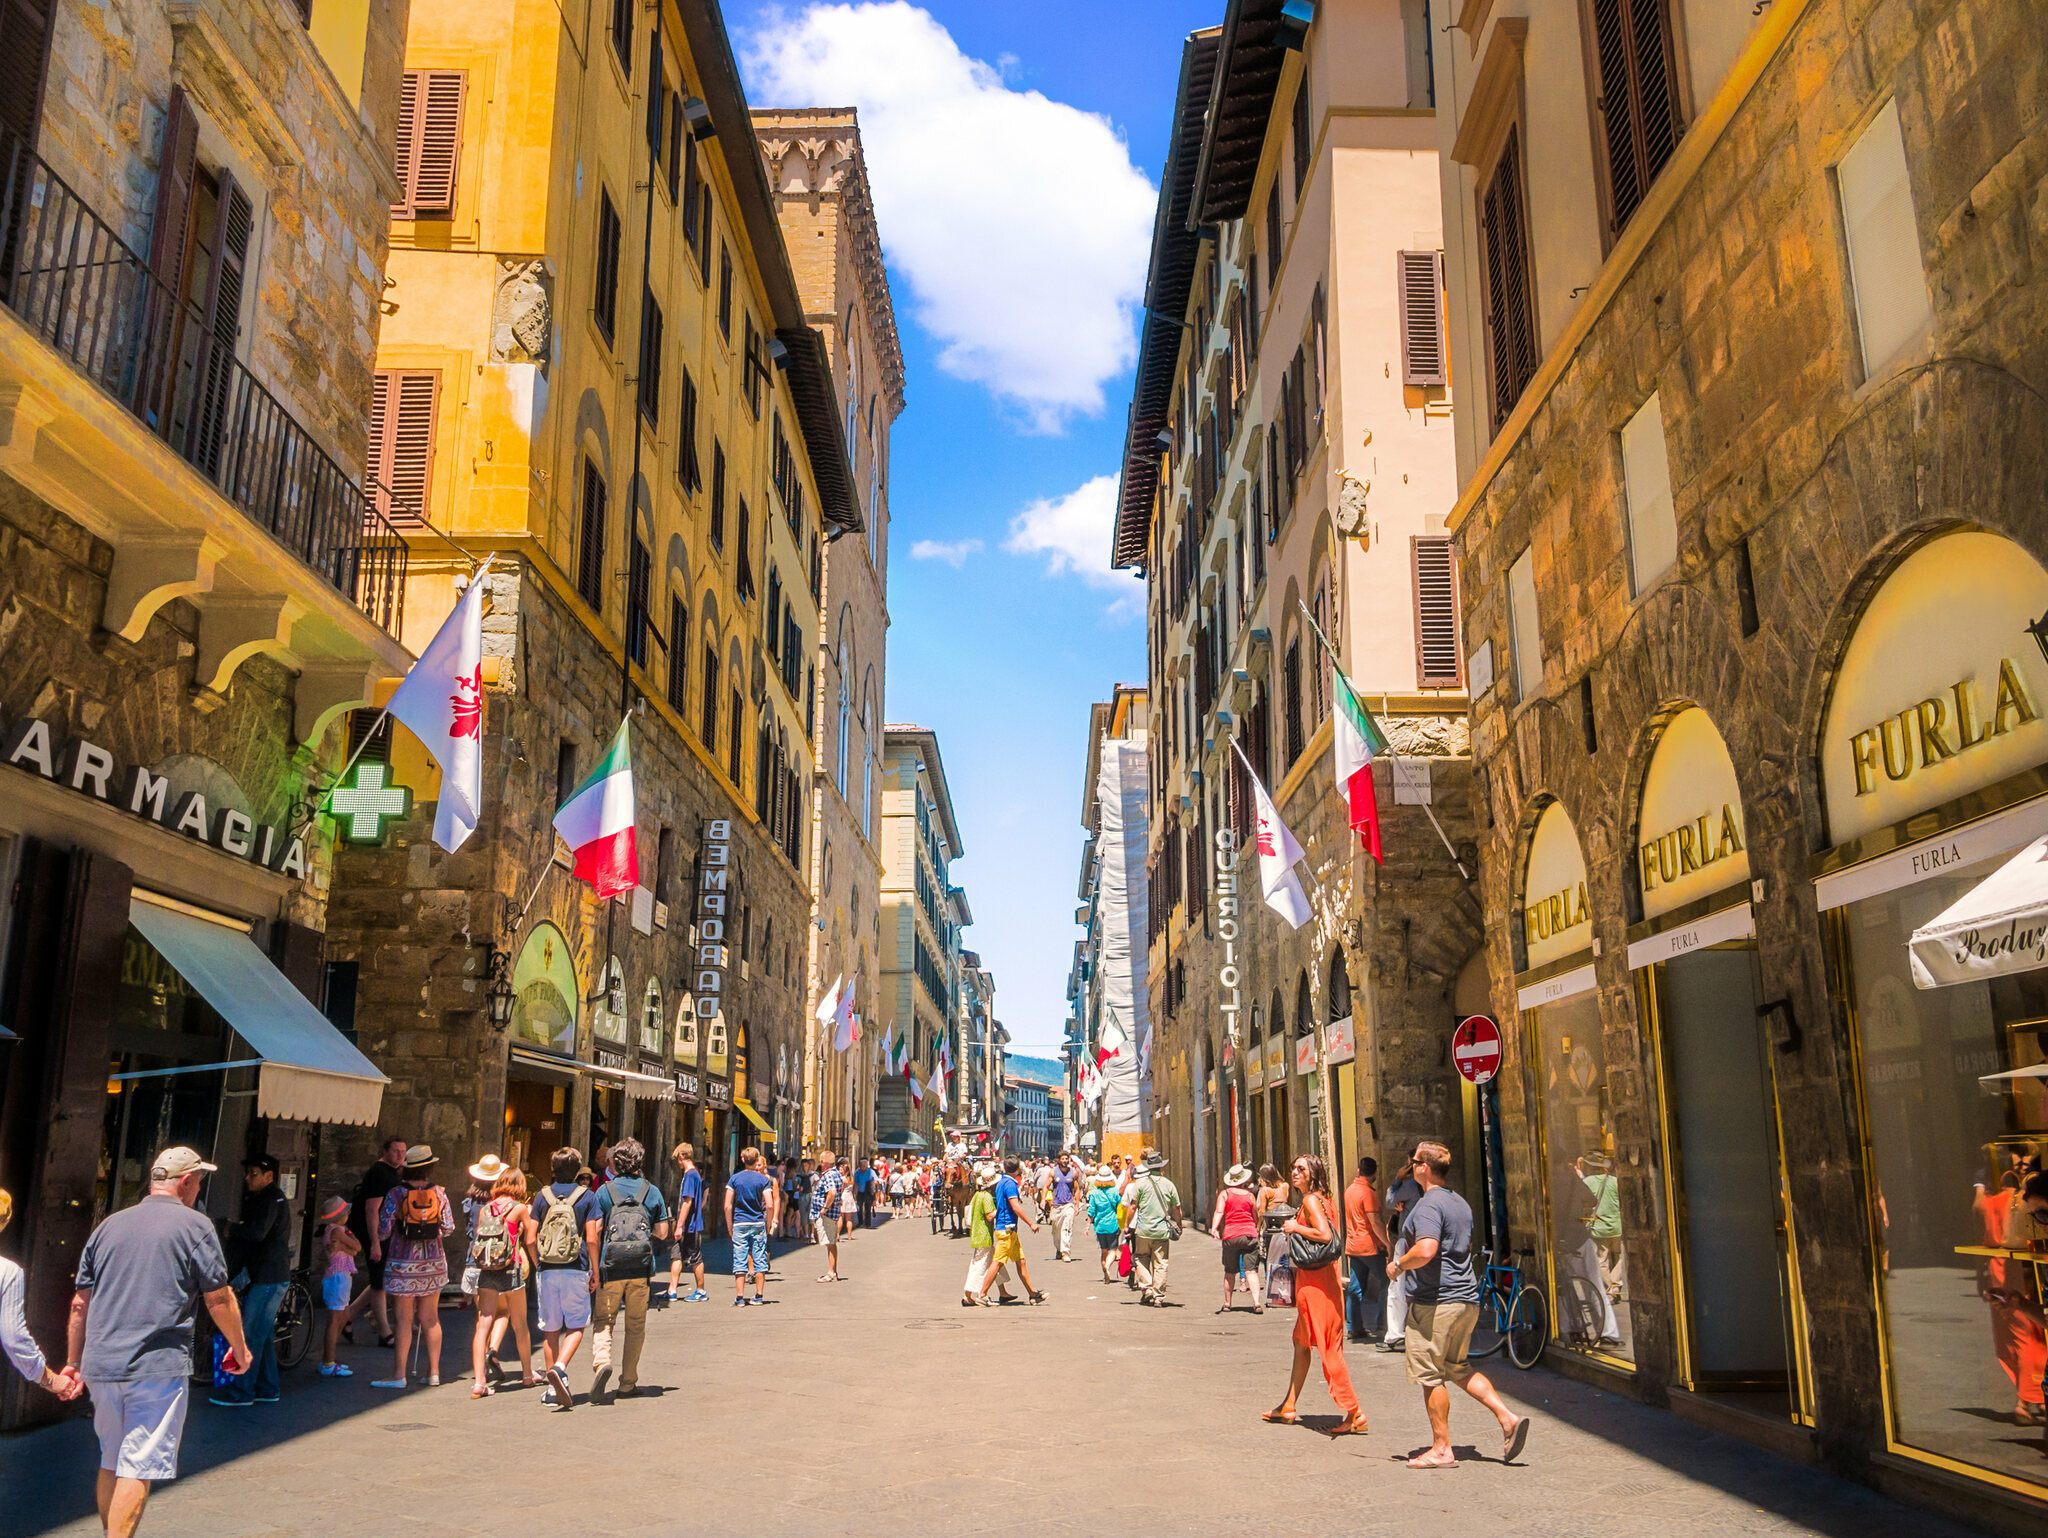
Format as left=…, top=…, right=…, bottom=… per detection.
left=1212, top=1164, right=1264, bottom=1314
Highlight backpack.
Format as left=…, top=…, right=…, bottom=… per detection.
left=601, top=1179, right=654, bottom=1271
left=535, top=1187, right=586, bottom=1266
left=398, top=1185, right=443, bottom=1243
left=471, top=1197, right=514, bottom=1270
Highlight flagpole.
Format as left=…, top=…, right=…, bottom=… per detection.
left=1295, top=599, right=1470, bottom=880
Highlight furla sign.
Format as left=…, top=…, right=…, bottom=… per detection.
left=1, top=714, right=311, bottom=878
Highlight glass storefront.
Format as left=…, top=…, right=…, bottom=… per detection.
left=1527, top=989, right=1639, bottom=1363
left=1842, top=852, right=2048, bottom=1487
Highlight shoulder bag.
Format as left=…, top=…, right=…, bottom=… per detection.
left=1288, top=1194, right=1345, bottom=1270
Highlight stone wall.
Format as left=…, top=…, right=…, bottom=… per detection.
left=1451, top=0, right=2048, bottom=1487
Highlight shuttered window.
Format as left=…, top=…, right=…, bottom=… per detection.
left=594, top=191, right=621, bottom=343
left=578, top=458, right=607, bottom=611
left=667, top=594, right=689, bottom=712
left=367, top=370, right=439, bottom=527
left=645, top=28, right=665, bottom=156
left=701, top=643, right=719, bottom=744
left=1479, top=124, right=1538, bottom=435
left=1397, top=249, right=1447, bottom=386
left=627, top=537, right=651, bottom=665
left=680, top=132, right=700, bottom=252
left=392, top=71, right=464, bottom=219
left=1283, top=637, right=1305, bottom=767
left=1585, top=0, right=1683, bottom=237
left=0, top=0, right=57, bottom=152
left=736, top=495, right=755, bottom=600
left=609, top=0, right=632, bottom=70
left=677, top=365, right=700, bottom=492
left=709, top=440, right=726, bottom=549
left=1412, top=536, right=1463, bottom=688
left=638, top=289, right=662, bottom=422
left=1290, top=74, right=1312, bottom=201
left=666, top=93, right=684, bottom=203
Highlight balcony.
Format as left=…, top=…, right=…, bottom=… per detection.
left=0, top=133, right=410, bottom=741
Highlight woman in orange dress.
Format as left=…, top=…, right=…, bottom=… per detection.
left=1263, top=1154, right=1366, bottom=1436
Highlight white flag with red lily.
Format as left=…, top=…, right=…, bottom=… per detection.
left=927, top=1063, right=949, bottom=1112
left=831, top=976, right=859, bottom=1053
left=1250, top=756, right=1312, bottom=929
left=383, top=563, right=489, bottom=851
left=1096, top=1010, right=1127, bottom=1068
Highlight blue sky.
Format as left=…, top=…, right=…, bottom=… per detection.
left=732, top=1, right=1214, bottom=1054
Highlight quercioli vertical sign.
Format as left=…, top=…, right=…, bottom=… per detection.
left=1214, top=828, right=1242, bottom=1040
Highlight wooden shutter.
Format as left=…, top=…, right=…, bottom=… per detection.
left=646, top=28, right=664, bottom=154
left=627, top=537, right=651, bottom=664
left=638, top=290, right=662, bottom=421
left=188, top=171, right=254, bottom=474
left=1291, top=74, right=1311, bottom=199
left=1480, top=124, right=1538, bottom=434
left=610, top=0, right=632, bottom=69
left=0, top=0, right=58, bottom=150
left=668, top=594, right=688, bottom=711
left=677, top=365, right=700, bottom=490
left=681, top=131, right=699, bottom=248
left=1587, top=0, right=1683, bottom=236
left=1397, top=249, right=1447, bottom=386
left=594, top=190, right=620, bottom=340
left=666, top=93, right=683, bottom=202
left=578, top=457, right=607, bottom=608
left=367, top=369, right=438, bottom=525
left=392, top=70, right=464, bottom=218
left=1412, top=536, right=1463, bottom=687
left=138, top=88, right=200, bottom=426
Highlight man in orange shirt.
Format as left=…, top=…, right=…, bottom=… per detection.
left=1343, top=1156, right=1390, bottom=1343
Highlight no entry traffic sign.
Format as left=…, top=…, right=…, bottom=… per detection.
left=1454, top=1015, right=1502, bottom=1085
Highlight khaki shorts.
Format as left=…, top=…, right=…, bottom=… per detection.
left=813, top=1214, right=839, bottom=1248
left=1405, top=1301, right=1479, bottom=1387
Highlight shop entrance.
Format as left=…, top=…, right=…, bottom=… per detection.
left=505, top=1075, right=568, bottom=1187
left=1647, top=945, right=1797, bottom=1395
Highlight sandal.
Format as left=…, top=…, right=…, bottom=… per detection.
left=470, top=1384, right=493, bottom=1399
left=1329, top=1411, right=1368, bottom=1437
left=1261, top=1407, right=1299, bottom=1425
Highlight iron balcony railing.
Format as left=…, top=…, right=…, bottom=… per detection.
left=0, top=131, right=406, bottom=636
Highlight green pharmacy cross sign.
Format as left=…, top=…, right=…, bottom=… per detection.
left=328, top=762, right=411, bottom=843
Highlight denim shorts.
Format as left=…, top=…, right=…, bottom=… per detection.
left=536, top=1267, right=592, bottom=1332
left=320, top=1273, right=352, bottom=1311
left=733, top=1221, right=769, bottom=1275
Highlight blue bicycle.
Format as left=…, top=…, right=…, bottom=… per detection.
left=1470, top=1249, right=1546, bottom=1369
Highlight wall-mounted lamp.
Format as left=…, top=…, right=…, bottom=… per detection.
left=1277, top=0, right=1314, bottom=50
left=486, top=950, right=515, bottom=1031
left=768, top=338, right=791, bottom=370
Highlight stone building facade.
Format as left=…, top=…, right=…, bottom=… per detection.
left=754, top=108, right=902, bottom=1163
left=1110, top=3, right=1480, bottom=1222
left=321, top=0, right=861, bottom=1219
left=0, top=0, right=412, bottom=1429
left=1439, top=0, right=2048, bottom=1525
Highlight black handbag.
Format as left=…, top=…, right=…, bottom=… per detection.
left=1288, top=1196, right=1344, bottom=1270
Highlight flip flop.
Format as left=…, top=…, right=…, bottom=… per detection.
left=1261, top=1407, right=1299, bottom=1425
left=1503, top=1417, right=1530, bottom=1463
left=1329, top=1411, right=1368, bottom=1437
left=1404, top=1454, right=1457, bottom=1469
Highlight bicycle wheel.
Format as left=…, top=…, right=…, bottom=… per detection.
left=275, top=1282, right=315, bottom=1370
left=1506, top=1283, right=1547, bottom=1369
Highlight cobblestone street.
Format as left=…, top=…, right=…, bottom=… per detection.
left=0, top=1217, right=2007, bottom=1538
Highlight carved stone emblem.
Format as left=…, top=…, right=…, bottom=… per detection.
left=491, top=259, right=552, bottom=366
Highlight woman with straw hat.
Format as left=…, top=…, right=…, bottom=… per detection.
left=465, top=1156, right=536, bottom=1397
left=962, top=1164, right=1016, bottom=1307
left=1, top=1189, right=82, bottom=1400
left=373, top=1146, right=453, bottom=1388
left=1212, top=1164, right=1264, bottom=1315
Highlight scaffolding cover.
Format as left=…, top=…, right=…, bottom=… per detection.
left=1096, top=740, right=1151, bottom=1135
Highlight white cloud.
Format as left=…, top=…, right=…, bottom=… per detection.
left=909, top=537, right=983, bottom=567
left=1004, top=474, right=1144, bottom=617
left=745, top=4, right=1157, bottom=430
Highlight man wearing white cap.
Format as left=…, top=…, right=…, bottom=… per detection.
left=66, top=1146, right=253, bottom=1537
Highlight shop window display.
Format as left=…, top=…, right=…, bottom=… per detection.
left=1528, top=990, right=1638, bottom=1362
left=1844, top=854, right=2048, bottom=1486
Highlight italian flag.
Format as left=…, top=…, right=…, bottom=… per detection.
left=553, top=717, right=638, bottom=898
left=1331, top=659, right=1387, bottom=864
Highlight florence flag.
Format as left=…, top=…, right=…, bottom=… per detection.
left=1330, top=657, right=1389, bottom=864
left=552, top=717, right=638, bottom=898
left=1096, top=1010, right=1127, bottom=1068
left=879, top=1024, right=893, bottom=1068
left=382, top=562, right=489, bottom=851
left=1238, top=741, right=1311, bottom=929
left=832, top=977, right=859, bottom=1053
left=814, top=975, right=843, bottom=1027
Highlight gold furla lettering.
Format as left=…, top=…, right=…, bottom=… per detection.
left=1851, top=660, right=2040, bottom=797
left=1640, top=803, right=1746, bottom=894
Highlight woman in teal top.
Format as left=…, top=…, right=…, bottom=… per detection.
left=1086, top=1170, right=1123, bottom=1283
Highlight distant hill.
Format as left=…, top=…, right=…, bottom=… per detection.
left=1005, top=1054, right=1066, bottom=1087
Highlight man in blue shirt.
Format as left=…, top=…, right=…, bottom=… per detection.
left=723, top=1147, right=780, bottom=1306
left=973, top=1157, right=1044, bottom=1304
left=665, top=1142, right=709, bottom=1303
left=853, top=1159, right=877, bottom=1228
left=530, top=1147, right=604, bottom=1409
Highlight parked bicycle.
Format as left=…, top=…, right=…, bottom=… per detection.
left=1469, top=1248, right=1546, bottom=1369
left=272, top=1267, right=316, bottom=1371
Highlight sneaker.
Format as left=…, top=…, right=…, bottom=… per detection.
left=370, top=1378, right=409, bottom=1389
left=255, top=1392, right=280, bottom=1403
left=685, top=1290, right=709, bottom=1303
left=733, top=1295, right=749, bottom=1307
left=207, top=1395, right=250, bottom=1407
left=591, top=1365, right=612, bottom=1404
left=318, top=1363, right=353, bottom=1378
left=540, top=1386, right=559, bottom=1407
left=545, top=1366, right=572, bottom=1409
left=615, top=1385, right=640, bottom=1399
left=1379, top=1340, right=1406, bottom=1353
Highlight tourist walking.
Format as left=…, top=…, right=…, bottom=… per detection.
left=961, top=1165, right=1017, bottom=1307
left=373, top=1146, right=453, bottom=1389
left=812, top=1152, right=846, bottom=1282
left=1380, top=1157, right=1423, bottom=1352
left=1263, top=1155, right=1364, bottom=1437
left=591, top=1139, right=669, bottom=1403
left=1343, top=1156, right=1389, bottom=1343
left=1126, top=1151, right=1183, bottom=1306
left=212, top=1155, right=291, bottom=1408
left=725, top=1147, right=779, bottom=1305
left=466, top=1161, right=535, bottom=1397
left=348, top=1137, right=406, bottom=1351
left=854, top=1159, right=877, bottom=1228
left=1, top=1188, right=82, bottom=1400
left=1048, top=1153, right=1081, bottom=1261
left=531, top=1147, right=602, bottom=1409
left=1257, top=1164, right=1294, bottom=1297
left=66, top=1147, right=252, bottom=1538
left=666, top=1143, right=709, bottom=1303
left=314, top=1197, right=363, bottom=1377
left=1391, top=1143, right=1527, bottom=1468
left=973, top=1158, right=1045, bottom=1305
left=1086, top=1169, right=1122, bottom=1283
left=1212, top=1164, right=1263, bottom=1314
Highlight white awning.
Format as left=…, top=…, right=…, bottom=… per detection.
left=588, top=1060, right=676, bottom=1102
left=128, top=899, right=388, bottom=1125
left=1907, top=833, right=2048, bottom=989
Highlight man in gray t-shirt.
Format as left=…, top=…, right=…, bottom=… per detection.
left=1126, top=1153, right=1183, bottom=1306
left=1389, top=1142, right=1527, bottom=1471
left=68, top=1147, right=251, bottom=1535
